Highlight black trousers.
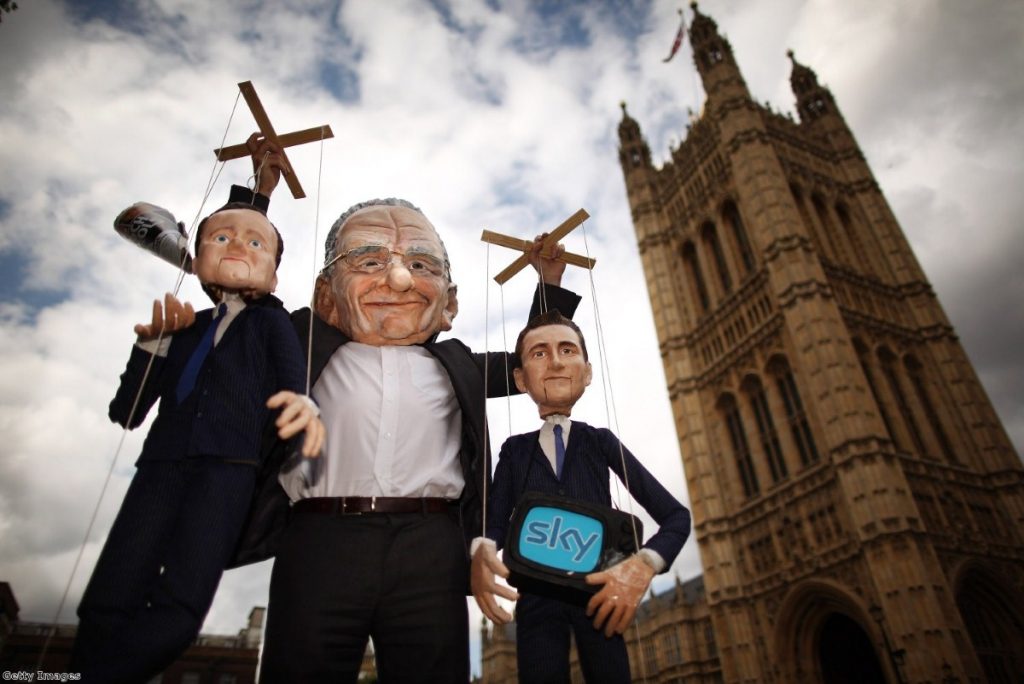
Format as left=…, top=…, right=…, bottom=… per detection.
left=260, top=509, right=470, bottom=683
left=515, top=593, right=631, bottom=684
left=71, top=459, right=255, bottom=683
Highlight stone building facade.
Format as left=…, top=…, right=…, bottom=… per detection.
left=613, top=3, right=1024, bottom=683
left=481, top=577, right=719, bottom=683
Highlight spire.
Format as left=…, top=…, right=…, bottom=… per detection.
left=686, top=2, right=749, bottom=104
left=788, top=49, right=837, bottom=122
left=618, top=102, right=652, bottom=172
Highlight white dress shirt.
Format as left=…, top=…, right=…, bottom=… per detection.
left=279, top=342, right=463, bottom=501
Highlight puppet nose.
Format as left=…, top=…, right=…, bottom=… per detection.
left=387, top=263, right=413, bottom=291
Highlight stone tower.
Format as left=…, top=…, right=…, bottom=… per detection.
left=617, top=4, right=1024, bottom=682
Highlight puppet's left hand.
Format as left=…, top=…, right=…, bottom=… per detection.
left=267, top=391, right=325, bottom=457
left=584, top=554, right=655, bottom=637
left=528, top=233, right=567, bottom=287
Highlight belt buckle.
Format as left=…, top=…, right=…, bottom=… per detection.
left=342, top=497, right=361, bottom=516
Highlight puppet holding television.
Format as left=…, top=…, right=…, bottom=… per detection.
left=471, top=310, right=692, bottom=684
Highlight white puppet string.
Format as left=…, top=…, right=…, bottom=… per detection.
left=578, top=217, right=652, bottom=679
left=482, top=242, right=490, bottom=545
left=305, top=127, right=328, bottom=397
left=38, top=90, right=245, bottom=669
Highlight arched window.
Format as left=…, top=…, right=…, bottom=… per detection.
left=720, top=394, right=759, bottom=498
left=812, top=193, right=849, bottom=265
left=682, top=240, right=710, bottom=313
left=906, top=356, right=959, bottom=464
left=702, top=222, right=732, bottom=294
left=745, top=377, right=787, bottom=483
left=771, top=360, right=820, bottom=467
left=854, top=339, right=902, bottom=451
left=879, top=348, right=928, bottom=458
left=723, top=201, right=755, bottom=274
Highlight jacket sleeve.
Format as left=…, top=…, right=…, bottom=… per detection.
left=108, top=344, right=168, bottom=428
left=267, top=308, right=308, bottom=395
left=602, top=428, right=691, bottom=570
left=486, top=437, right=518, bottom=551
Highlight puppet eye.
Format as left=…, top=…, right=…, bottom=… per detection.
left=249, top=238, right=263, bottom=249
left=213, top=234, right=230, bottom=244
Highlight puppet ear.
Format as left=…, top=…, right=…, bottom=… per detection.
left=313, top=275, right=338, bottom=327
left=441, top=283, right=459, bottom=331
left=113, top=202, right=193, bottom=273
left=513, top=367, right=527, bottom=394
left=583, top=362, right=593, bottom=387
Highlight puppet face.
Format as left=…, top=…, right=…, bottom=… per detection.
left=513, top=324, right=592, bottom=418
left=316, top=205, right=457, bottom=345
left=193, top=209, right=279, bottom=296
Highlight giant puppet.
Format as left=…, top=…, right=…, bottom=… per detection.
left=71, top=201, right=325, bottom=683
left=471, top=310, right=691, bottom=684
left=224, top=135, right=583, bottom=682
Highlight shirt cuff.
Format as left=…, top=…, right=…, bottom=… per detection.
left=638, top=548, right=666, bottom=573
left=470, top=536, right=497, bottom=558
left=136, top=336, right=172, bottom=357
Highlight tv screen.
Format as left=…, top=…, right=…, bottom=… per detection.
left=504, top=492, right=643, bottom=603
left=517, top=506, right=604, bottom=573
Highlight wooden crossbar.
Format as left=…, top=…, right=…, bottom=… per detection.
left=212, top=81, right=334, bottom=199
left=481, top=208, right=594, bottom=284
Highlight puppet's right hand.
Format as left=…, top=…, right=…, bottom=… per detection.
left=246, top=133, right=290, bottom=198
left=471, top=541, right=519, bottom=624
left=134, top=292, right=196, bottom=341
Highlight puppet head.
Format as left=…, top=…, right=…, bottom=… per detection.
left=513, top=311, right=592, bottom=418
left=193, top=203, right=283, bottom=303
left=313, top=199, right=458, bottom=345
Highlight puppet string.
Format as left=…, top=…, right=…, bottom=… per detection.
left=481, top=242, right=491, bottom=546
left=579, top=217, right=652, bottom=683
left=305, top=127, right=328, bottom=396
left=578, top=218, right=644, bottom=555
left=37, top=89, right=244, bottom=670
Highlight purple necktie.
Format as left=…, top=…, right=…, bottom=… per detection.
left=553, top=423, right=566, bottom=479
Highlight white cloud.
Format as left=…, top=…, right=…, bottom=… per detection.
left=1, top=0, right=1021, bottom=678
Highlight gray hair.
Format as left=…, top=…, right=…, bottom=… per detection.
left=322, top=198, right=451, bottom=280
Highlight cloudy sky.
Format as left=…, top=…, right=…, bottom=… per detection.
left=1, top=0, right=1021, bottom=675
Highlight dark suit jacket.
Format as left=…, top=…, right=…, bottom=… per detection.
left=230, top=284, right=581, bottom=567
left=486, top=421, right=691, bottom=568
left=109, top=294, right=307, bottom=466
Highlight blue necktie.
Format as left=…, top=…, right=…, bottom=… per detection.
left=553, top=423, right=566, bottom=479
left=176, top=303, right=227, bottom=403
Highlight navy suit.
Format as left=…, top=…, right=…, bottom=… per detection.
left=487, top=421, right=691, bottom=684
left=72, top=295, right=306, bottom=684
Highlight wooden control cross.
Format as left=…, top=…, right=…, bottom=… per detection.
left=213, top=81, right=334, bottom=199
left=480, top=208, right=595, bottom=284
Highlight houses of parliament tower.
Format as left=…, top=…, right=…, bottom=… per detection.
left=616, top=3, right=1024, bottom=683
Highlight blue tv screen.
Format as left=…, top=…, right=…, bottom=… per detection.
left=517, top=506, right=604, bottom=574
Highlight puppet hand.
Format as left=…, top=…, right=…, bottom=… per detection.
left=267, top=391, right=324, bottom=457
left=528, top=233, right=567, bottom=287
left=246, top=132, right=291, bottom=197
left=584, top=554, right=655, bottom=637
left=471, top=542, right=519, bottom=624
left=134, top=293, right=196, bottom=341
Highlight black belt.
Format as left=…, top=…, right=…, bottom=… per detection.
left=293, top=496, right=456, bottom=515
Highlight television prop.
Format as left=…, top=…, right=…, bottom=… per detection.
left=504, top=492, right=643, bottom=605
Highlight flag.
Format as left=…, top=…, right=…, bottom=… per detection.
left=662, top=9, right=686, bottom=63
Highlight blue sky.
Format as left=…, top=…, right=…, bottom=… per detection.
left=1, top=0, right=1022, bottom=676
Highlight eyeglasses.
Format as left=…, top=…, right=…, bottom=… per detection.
left=324, top=246, right=447, bottom=278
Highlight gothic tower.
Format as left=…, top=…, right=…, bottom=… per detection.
left=618, top=4, right=1024, bottom=682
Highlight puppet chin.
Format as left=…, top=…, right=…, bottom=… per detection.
left=216, top=260, right=252, bottom=287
